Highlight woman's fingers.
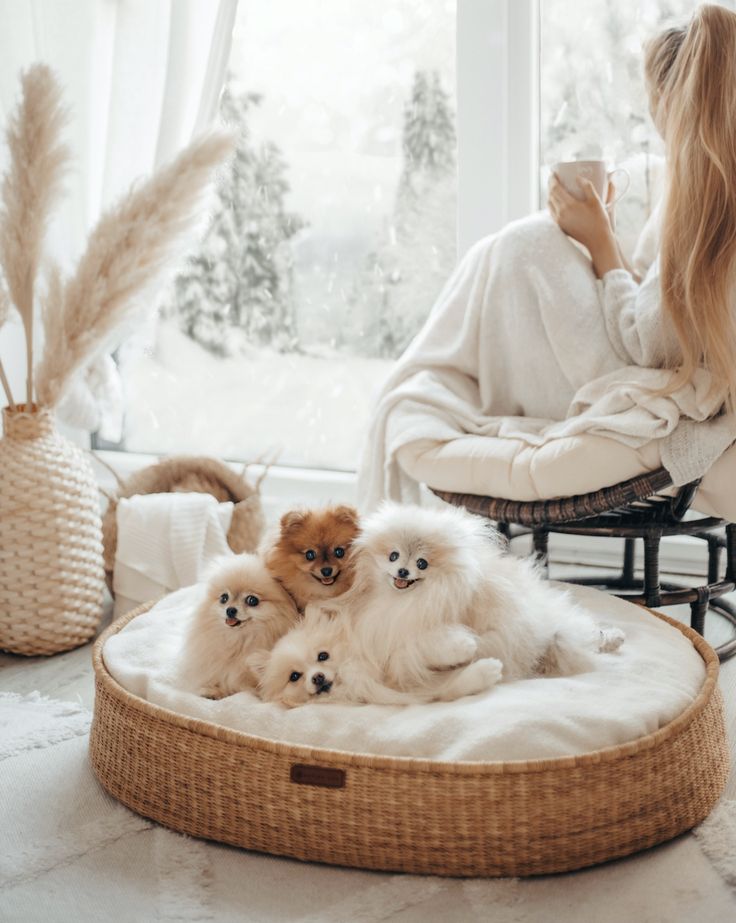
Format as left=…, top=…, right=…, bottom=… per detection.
left=548, top=188, right=561, bottom=215
left=578, top=178, right=601, bottom=203
left=549, top=173, right=572, bottom=203
left=547, top=175, right=561, bottom=218
left=556, top=182, right=579, bottom=210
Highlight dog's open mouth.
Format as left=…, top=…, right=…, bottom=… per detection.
left=393, top=576, right=417, bottom=590
left=225, top=616, right=243, bottom=627
left=315, top=681, right=333, bottom=694
left=312, top=574, right=338, bottom=587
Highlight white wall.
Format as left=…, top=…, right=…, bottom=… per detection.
left=0, top=321, right=26, bottom=410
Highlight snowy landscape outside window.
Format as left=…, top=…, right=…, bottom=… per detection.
left=118, top=0, right=457, bottom=471
left=541, top=0, right=710, bottom=255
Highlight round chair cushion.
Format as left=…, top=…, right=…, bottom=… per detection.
left=397, top=433, right=735, bottom=521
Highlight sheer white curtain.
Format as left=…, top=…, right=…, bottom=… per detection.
left=0, top=0, right=237, bottom=433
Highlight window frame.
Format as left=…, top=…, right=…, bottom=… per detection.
left=456, top=0, right=539, bottom=256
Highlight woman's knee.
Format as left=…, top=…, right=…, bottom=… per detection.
left=502, top=210, right=570, bottom=246
left=493, top=210, right=589, bottom=266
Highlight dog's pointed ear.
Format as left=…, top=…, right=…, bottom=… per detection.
left=247, top=649, right=270, bottom=680
left=331, top=505, right=360, bottom=528
left=280, top=510, right=308, bottom=534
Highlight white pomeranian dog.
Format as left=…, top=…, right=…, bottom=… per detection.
left=251, top=607, right=503, bottom=707
left=180, top=554, right=299, bottom=699
left=339, top=502, right=624, bottom=692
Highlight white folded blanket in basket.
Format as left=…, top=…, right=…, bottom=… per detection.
left=113, top=493, right=234, bottom=618
left=103, top=583, right=705, bottom=763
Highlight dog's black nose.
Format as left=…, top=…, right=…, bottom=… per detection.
left=312, top=672, right=326, bottom=686
left=321, top=566, right=333, bottom=577
left=397, top=568, right=409, bottom=578
left=226, top=607, right=237, bottom=617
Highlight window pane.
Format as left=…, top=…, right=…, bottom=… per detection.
left=120, top=0, right=457, bottom=470
left=540, top=1, right=700, bottom=252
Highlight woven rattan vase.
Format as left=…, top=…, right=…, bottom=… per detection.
left=0, top=404, right=105, bottom=655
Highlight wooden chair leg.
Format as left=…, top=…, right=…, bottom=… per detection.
left=621, top=538, right=636, bottom=585
left=643, top=529, right=663, bottom=607
left=690, top=588, right=709, bottom=637
left=726, top=523, right=736, bottom=582
left=707, top=534, right=722, bottom=585
left=532, top=529, right=549, bottom=575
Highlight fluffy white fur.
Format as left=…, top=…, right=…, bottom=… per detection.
left=253, top=609, right=503, bottom=707
left=340, top=502, right=624, bottom=693
left=180, top=554, right=298, bottom=699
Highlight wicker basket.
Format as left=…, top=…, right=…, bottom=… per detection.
left=0, top=404, right=105, bottom=655
left=90, top=601, right=730, bottom=877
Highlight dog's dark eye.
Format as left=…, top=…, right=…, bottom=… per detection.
left=416, top=558, right=428, bottom=570
left=289, top=671, right=302, bottom=683
left=219, top=593, right=229, bottom=604
left=334, top=547, right=345, bottom=559
left=317, top=651, right=329, bottom=662
left=245, top=595, right=259, bottom=607
left=305, top=549, right=316, bottom=561
left=389, top=551, right=399, bottom=562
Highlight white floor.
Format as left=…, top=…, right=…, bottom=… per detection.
left=1, top=555, right=735, bottom=921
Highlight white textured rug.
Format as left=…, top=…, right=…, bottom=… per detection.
left=1, top=691, right=734, bottom=923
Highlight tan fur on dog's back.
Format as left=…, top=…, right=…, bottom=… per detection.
left=265, top=505, right=360, bottom=611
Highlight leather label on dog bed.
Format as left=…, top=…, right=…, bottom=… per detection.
left=290, top=764, right=346, bottom=789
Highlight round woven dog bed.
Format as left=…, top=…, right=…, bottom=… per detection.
left=90, top=602, right=730, bottom=878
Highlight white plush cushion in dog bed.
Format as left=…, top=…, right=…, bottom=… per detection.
left=398, top=433, right=736, bottom=521
left=102, top=582, right=705, bottom=763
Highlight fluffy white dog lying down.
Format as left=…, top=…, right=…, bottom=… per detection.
left=252, top=610, right=504, bottom=707
left=253, top=503, right=624, bottom=707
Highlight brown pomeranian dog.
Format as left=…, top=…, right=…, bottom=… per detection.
left=265, top=505, right=360, bottom=611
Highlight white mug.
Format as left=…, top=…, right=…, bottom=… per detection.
left=553, top=160, right=630, bottom=206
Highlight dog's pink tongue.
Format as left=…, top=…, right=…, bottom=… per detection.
left=394, top=577, right=410, bottom=589
left=225, top=617, right=240, bottom=627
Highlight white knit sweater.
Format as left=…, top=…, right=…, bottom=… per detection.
left=599, top=263, right=680, bottom=368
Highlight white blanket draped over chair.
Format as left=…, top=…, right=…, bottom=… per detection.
left=359, top=212, right=736, bottom=512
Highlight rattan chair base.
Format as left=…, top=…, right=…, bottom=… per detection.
left=90, top=601, right=730, bottom=878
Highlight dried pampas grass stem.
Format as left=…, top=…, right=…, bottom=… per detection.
left=0, top=64, right=70, bottom=407
left=0, top=360, right=14, bottom=409
left=0, top=285, right=14, bottom=408
left=35, top=131, right=233, bottom=408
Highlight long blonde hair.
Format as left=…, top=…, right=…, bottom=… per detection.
left=645, top=5, right=736, bottom=408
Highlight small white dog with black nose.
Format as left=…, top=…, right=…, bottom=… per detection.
left=342, top=501, right=624, bottom=693
left=252, top=607, right=503, bottom=707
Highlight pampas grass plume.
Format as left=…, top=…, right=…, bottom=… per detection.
left=0, top=64, right=70, bottom=406
left=35, top=131, right=234, bottom=408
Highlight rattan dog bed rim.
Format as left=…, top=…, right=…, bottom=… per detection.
left=93, top=598, right=720, bottom=775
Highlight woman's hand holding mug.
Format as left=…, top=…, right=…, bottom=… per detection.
left=547, top=160, right=629, bottom=278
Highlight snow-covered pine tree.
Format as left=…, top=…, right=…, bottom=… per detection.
left=171, top=86, right=305, bottom=355
left=401, top=71, right=456, bottom=187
